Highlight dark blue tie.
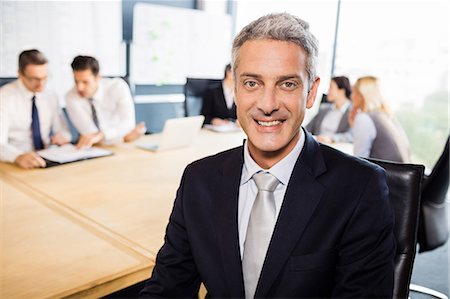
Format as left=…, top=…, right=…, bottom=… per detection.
left=31, top=96, right=44, bottom=150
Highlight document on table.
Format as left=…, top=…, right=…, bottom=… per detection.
left=204, top=123, right=241, bottom=133
left=37, top=144, right=113, bottom=163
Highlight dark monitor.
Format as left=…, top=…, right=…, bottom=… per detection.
left=184, top=78, right=221, bottom=117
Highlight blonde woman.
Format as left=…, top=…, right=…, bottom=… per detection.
left=349, top=76, right=411, bottom=162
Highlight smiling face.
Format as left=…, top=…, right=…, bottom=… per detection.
left=234, top=39, right=320, bottom=168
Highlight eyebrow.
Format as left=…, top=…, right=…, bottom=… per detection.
left=240, top=72, right=304, bottom=85
left=240, top=72, right=301, bottom=80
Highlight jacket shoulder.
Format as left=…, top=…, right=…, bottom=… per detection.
left=185, top=146, right=242, bottom=173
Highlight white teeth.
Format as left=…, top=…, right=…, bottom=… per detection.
left=257, top=120, right=281, bottom=127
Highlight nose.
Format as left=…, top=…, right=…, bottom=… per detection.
left=257, top=86, right=279, bottom=115
left=76, top=83, right=85, bottom=93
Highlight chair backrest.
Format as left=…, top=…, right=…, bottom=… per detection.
left=417, top=136, right=450, bottom=252
left=0, top=77, right=17, bottom=88
left=367, top=158, right=424, bottom=299
left=184, top=78, right=221, bottom=117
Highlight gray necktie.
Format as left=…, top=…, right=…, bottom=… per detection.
left=88, top=98, right=100, bottom=129
left=243, top=172, right=280, bottom=299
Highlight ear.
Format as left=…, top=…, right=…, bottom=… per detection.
left=306, top=77, right=320, bottom=109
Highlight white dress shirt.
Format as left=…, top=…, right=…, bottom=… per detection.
left=222, top=82, right=234, bottom=110
left=65, top=78, right=136, bottom=144
left=238, top=129, right=306, bottom=258
left=319, top=100, right=351, bottom=136
left=0, top=79, right=71, bottom=163
left=352, top=112, right=377, bottom=158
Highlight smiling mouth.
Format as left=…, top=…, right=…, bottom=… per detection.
left=256, top=120, right=283, bottom=127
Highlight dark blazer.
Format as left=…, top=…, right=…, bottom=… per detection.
left=201, top=84, right=237, bottom=124
left=140, top=131, right=396, bottom=298
left=306, top=103, right=352, bottom=142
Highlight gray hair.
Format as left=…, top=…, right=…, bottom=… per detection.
left=232, top=12, right=319, bottom=88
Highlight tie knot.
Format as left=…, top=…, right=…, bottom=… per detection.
left=31, top=95, right=36, bottom=102
left=253, top=172, right=279, bottom=192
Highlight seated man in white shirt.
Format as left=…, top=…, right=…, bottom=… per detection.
left=65, top=55, right=145, bottom=148
left=0, top=49, right=72, bottom=169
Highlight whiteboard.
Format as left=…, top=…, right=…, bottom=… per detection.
left=132, top=3, right=232, bottom=85
left=0, top=1, right=123, bottom=101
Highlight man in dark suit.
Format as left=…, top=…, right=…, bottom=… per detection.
left=201, top=64, right=237, bottom=125
left=140, top=12, right=395, bottom=298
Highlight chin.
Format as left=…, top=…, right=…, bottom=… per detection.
left=250, top=135, right=289, bottom=153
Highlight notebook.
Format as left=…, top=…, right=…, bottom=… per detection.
left=37, top=144, right=113, bottom=168
left=137, top=115, right=205, bottom=152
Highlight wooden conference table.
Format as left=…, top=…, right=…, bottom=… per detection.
left=0, top=129, right=247, bottom=299
left=0, top=129, right=352, bottom=298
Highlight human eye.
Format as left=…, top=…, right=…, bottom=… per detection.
left=243, top=80, right=259, bottom=90
left=281, top=81, right=298, bottom=90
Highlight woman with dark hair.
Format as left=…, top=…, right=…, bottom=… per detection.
left=306, top=76, right=353, bottom=143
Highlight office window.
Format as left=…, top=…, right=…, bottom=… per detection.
left=335, top=0, right=449, bottom=168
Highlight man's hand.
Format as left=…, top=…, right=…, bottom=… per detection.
left=76, top=132, right=104, bottom=149
left=211, top=118, right=231, bottom=126
left=316, top=135, right=333, bottom=144
left=15, top=152, right=46, bottom=169
left=124, top=122, right=146, bottom=143
left=51, top=132, right=70, bottom=146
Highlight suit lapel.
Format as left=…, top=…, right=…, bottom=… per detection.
left=256, top=132, right=327, bottom=297
left=214, top=147, right=246, bottom=297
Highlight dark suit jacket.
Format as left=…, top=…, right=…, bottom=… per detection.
left=306, top=103, right=352, bottom=142
left=140, top=131, right=396, bottom=298
left=201, top=84, right=237, bottom=124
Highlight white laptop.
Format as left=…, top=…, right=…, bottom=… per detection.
left=137, top=115, right=205, bottom=152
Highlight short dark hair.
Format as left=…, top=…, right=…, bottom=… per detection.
left=332, top=76, right=352, bottom=98
left=18, top=49, right=48, bottom=73
left=224, top=63, right=232, bottom=78
left=71, top=55, right=100, bottom=76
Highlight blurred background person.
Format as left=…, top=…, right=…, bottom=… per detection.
left=349, top=76, right=411, bottom=162
left=306, top=76, right=352, bottom=143
left=0, top=49, right=71, bottom=169
left=65, top=55, right=146, bottom=148
left=201, top=63, right=237, bottom=125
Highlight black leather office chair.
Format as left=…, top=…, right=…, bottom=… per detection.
left=368, top=158, right=424, bottom=299
left=0, top=77, right=17, bottom=87
left=184, top=78, right=221, bottom=117
left=410, top=136, right=449, bottom=299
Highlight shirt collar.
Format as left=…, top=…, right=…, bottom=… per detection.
left=17, top=78, right=37, bottom=100
left=241, top=129, right=305, bottom=186
left=222, top=81, right=233, bottom=96
left=90, top=78, right=104, bottom=102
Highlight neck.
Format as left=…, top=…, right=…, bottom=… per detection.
left=334, top=96, right=348, bottom=109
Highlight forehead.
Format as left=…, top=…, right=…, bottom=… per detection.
left=23, top=64, right=47, bottom=76
left=73, top=69, right=95, bottom=80
left=235, top=39, right=307, bottom=77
